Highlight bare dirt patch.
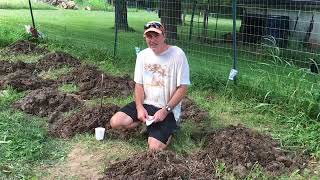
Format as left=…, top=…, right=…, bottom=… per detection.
left=181, top=96, right=209, bottom=123
left=49, top=104, right=120, bottom=138
left=194, top=124, right=306, bottom=177
left=1, top=70, right=56, bottom=91
left=13, top=87, right=82, bottom=117
left=7, top=40, right=48, bottom=54
left=59, top=65, right=134, bottom=99
left=42, top=144, right=105, bottom=180
left=41, top=142, right=143, bottom=180
left=101, top=150, right=216, bottom=180
left=36, top=51, right=81, bottom=70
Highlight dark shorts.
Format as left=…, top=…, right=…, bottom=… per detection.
left=119, top=101, right=178, bottom=144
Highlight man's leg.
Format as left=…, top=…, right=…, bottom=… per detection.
left=110, top=112, right=140, bottom=129
left=148, top=136, right=172, bottom=151
left=147, top=111, right=177, bottom=151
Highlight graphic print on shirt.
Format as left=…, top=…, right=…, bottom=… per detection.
left=144, top=63, right=168, bottom=88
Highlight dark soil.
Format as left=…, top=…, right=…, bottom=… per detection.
left=0, top=79, right=4, bottom=90
left=1, top=70, right=56, bottom=91
left=36, top=51, right=81, bottom=70
left=7, top=40, right=48, bottom=54
left=48, top=104, right=119, bottom=138
left=194, top=124, right=306, bottom=177
left=59, top=65, right=134, bottom=99
left=0, top=61, right=36, bottom=76
left=181, top=96, right=209, bottom=122
left=101, top=150, right=216, bottom=180
left=13, top=87, right=82, bottom=117
left=0, top=61, right=37, bottom=90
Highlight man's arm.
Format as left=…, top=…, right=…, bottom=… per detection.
left=166, top=85, right=188, bottom=109
left=153, top=85, right=188, bottom=122
left=135, top=83, right=148, bottom=122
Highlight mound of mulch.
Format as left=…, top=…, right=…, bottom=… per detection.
left=13, top=87, right=82, bottom=117
left=194, top=125, right=306, bottom=177
left=180, top=96, right=209, bottom=122
left=59, top=65, right=134, bottom=99
left=101, top=150, right=216, bottom=180
left=36, top=51, right=81, bottom=70
left=48, top=104, right=120, bottom=138
left=1, top=70, right=56, bottom=91
left=0, top=61, right=36, bottom=76
left=7, top=40, right=48, bottom=54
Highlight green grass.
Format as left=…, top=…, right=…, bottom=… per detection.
left=0, top=88, right=24, bottom=109
left=38, top=66, right=73, bottom=80
left=0, top=0, right=56, bottom=10
left=58, top=83, right=79, bottom=93
left=0, top=0, right=114, bottom=11
left=0, top=88, right=68, bottom=179
left=0, top=6, right=320, bottom=179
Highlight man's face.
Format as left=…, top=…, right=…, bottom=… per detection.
left=144, top=31, right=166, bottom=51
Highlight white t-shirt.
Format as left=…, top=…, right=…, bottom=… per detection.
left=134, top=46, right=191, bottom=121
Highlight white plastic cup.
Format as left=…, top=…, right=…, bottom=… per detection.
left=95, top=127, right=105, bottom=140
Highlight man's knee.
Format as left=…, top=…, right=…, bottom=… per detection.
left=110, top=112, right=135, bottom=129
left=110, top=115, right=119, bottom=129
left=148, top=137, right=168, bottom=151
left=110, top=112, right=125, bottom=129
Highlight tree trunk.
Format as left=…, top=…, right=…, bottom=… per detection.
left=188, top=0, right=197, bottom=41
left=159, top=0, right=181, bottom=41
left=202, top=5, right=209, bottom=41
left=115, top=0, right=129, bottom=31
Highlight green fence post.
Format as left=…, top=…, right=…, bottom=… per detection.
left=28, top=0, right=36, bottom=28
left=232, top=0, right=238, bottom=84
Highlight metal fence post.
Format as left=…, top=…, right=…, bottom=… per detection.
left=232, top=0, right=238, bottom=84
left=28, top=0, right=36, bottom=28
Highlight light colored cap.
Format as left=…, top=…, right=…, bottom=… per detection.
left=143, top=21, right=165, bottom=35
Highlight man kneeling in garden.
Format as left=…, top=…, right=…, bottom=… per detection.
left=110, top=21, right=190, bottom=150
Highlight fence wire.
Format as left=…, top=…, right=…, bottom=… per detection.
left=115, top=0, right=320, bottom=120
left=1, top=0, right=320, bottom=117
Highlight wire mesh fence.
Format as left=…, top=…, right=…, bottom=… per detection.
left=114, top=0, right=320, bottom=102
left=1, top=0, right=320, bottom=118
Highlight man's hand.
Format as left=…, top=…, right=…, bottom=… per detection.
left=137, top=106, right=148, bottom=122
left=153, top=108, right=169, bottom=122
